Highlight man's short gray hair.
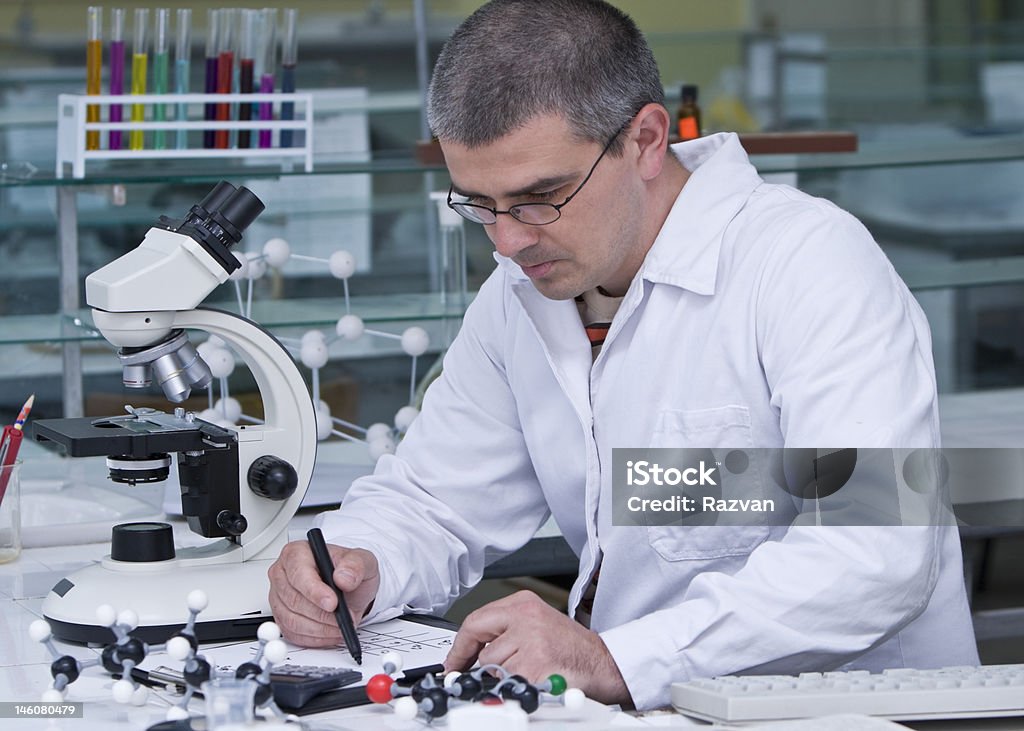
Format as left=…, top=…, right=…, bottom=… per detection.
left=427, top=0, right=664, bottom=155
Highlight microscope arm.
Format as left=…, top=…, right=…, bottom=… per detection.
left=174, top=308, right=317, bottom=561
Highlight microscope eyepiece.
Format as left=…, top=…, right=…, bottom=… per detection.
left=175, top=181, right=265, bottom=276
left=217, top=187, right=265, bottom=238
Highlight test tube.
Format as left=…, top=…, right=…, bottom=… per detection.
left=129, top=8, right=149, bottom=150
left=86, top=7, right=103, bottom=151
left=203, top=9, right=219, bottom=148
left=238, top=9, right=256, bottom=149
left=175, top=8, right=191, bottom=149
left=280, top=8, right=298, bottom=148
left=215, top=8, right=236, bottom=149
left=109, top=8, right=125, bottom=150
left=256, top=8, right=277, bottom=148
left=152, top=8, right=170, bottom=150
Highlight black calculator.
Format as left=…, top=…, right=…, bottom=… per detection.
left=269, top=664, right=362, bottom=708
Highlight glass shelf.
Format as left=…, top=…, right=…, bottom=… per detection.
left=0, top=292, right=472, bottom=346
left=0, top=153, right=447, bottom=189
left=3, top=130, right=1021, bottom=190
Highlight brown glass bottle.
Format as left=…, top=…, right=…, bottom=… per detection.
left=677, top=84, right=702, bottom=141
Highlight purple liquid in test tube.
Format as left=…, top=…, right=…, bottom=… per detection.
left=259, top=73, right=274, bottom=148
left=109, top=40, right=125, bottom=149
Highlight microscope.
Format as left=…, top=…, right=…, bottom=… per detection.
left=32, top=182, right=317, bottom=644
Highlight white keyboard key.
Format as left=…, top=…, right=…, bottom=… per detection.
left=671, top=664, right=1024, bottom=724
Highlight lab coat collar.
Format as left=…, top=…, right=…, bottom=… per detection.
left=640, top=132, right=764, bottom=296
left=493, top=132, right=763, bottom=297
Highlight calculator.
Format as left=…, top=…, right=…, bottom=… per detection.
left=268, top=664, right=362, bottom=708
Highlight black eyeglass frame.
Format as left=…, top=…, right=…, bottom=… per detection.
left=446, top=119, right=632, bottom=226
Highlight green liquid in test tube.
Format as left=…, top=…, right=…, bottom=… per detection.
left=175, top=8, right=191, bottom=149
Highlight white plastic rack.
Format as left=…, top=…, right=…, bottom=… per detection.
left=56, top=92, right=314, bottom=178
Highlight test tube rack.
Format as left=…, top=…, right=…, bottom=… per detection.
left=56, top=92, right=314, bottom=179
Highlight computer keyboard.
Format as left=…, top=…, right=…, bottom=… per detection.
left=671, top=664, right=1024, bottom=724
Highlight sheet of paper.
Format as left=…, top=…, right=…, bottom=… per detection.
left=141, top=617, right=455, bottom=683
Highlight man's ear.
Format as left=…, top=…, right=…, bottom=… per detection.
left=630, top=103, right=671, bottom=182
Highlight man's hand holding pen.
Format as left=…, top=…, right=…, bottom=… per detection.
left=268, top=538, right=380, bottom=651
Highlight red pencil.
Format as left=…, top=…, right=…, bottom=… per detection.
left=0, top=394, right=33, bottom=504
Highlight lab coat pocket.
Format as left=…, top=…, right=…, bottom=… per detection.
left=645, top=406, right=770, bottom=561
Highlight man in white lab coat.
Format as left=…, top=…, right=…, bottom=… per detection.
left=268, top=0, right=978, bottom=709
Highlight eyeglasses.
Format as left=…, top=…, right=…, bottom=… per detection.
left=446, top=120, right=631, bottom=226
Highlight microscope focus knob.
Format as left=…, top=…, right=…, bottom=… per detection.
left=216, top=510, right=248, bottom=536
left=247, top=455, right=298, bottom=501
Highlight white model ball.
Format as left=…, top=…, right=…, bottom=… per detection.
left=187, top=589, right=209, bottom=611
left=112, top=679, right=135, bottom=704
left=301, top=329, right=326, bottom=347
left=214, top=397, right=242, bottom=423
left=316, top=399, right=331, bottom=415
left=245, top=251, right=268, bottom=280
left=96, top=604, right=117, bottom=627
left=328, top=250, right=356, bottom=279
left=400, top=326, right=430, bottom=357
left=264, top=639, right=288, bottom=665
left=166, top=706, right=190, bottom=721
left=197, top=408, right=221, bottom=425
left=257, top=622, right=282, bottom=642
left=335, top=314, right=365, bottom=341
left=366, top=423, right=392, bottom=442
left=380, top=650, right=403, bottom=673
left=42, top=688, right=66, bottom=703
left=263, top=237, right=291, bottom=268
left=300, top=340, right=329, bottom=369
left=117, top=610, right=139, bottom=630
left=394, top=696, right=418, bottom=721
left=316, top=411, right=334, bottom=441
left=131, top=686, right=150, bottom=705
left=204, top=347, right=236, bottom=379
left=394, top=406, right=420, bottom=432
left=29, top=620, right=52, bottom=643
left=166, top=636, right=192, bottom=661
left=368, top=436, right=396, bottom=460
left=229, top=251, right=249, bottom=281
left=563, top=687, right=586, bottom=711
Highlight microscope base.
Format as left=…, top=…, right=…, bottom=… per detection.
left=43, top=558, right=276, bottom=644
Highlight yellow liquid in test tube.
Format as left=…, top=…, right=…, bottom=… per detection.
left=130, top=53, right=148, bottom=150
left=86, top=39, right=102, bottom=150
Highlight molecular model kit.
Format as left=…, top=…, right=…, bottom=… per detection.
left=197, top=238, right=430, bottom=461
left=30, top=591, right=590, bottom=729
left=366, top=653, right=586, bottom=728
left=30, top=591, right=296, bottom=727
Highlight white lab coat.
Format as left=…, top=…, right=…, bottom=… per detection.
left=317, top=133, right=978, bottom=709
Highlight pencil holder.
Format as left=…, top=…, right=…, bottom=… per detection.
left=0, top=459, right=21, bottom=563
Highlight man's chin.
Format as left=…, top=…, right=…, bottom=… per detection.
left=532, top=280, right=583, bottom=301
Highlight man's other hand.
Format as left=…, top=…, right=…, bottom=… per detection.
left=444, top=590, right=631, bottom=705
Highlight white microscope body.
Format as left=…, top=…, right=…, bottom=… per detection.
left=35, top=182, right=317, bottom=643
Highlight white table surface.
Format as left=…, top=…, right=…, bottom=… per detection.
left=4, top=387, right=1024, bottom=729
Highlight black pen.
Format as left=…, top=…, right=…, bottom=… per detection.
left=307, top=528, right=363, bottom=665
